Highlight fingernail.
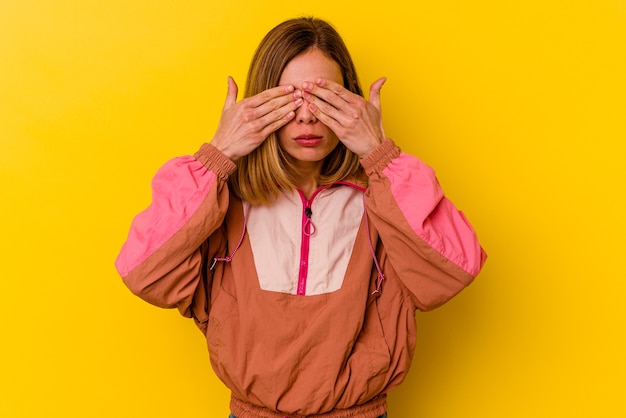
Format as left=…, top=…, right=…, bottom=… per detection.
left=302, top=82, right=312, bottom=90
left=295, top=98, right=303, bottom=106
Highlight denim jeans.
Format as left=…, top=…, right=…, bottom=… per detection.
left=229, top=415, right=387, bottom=418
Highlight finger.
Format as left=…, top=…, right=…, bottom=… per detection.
left=247, top=84, right=296, bottom=109
left=249, top=88, right=302, bottom=122
left=302, top=79, right=355, bottom=108
left=222, top=76, right=238, bottom=110
left=303, top=79, right=367, bottom=124
left=304, top=89, right=357, bottom=127
left=307, top=101, right=342, bottom=133
left=316, top=78, right=354, bottom=102
left=369, top=77, right=387, bottom=111
left=258, top=99, right=302, bottom=136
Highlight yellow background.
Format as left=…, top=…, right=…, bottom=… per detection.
left=1, top=0, right=625, bottom=417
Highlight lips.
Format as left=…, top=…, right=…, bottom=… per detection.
left=294, top=134, right=323, bottom=146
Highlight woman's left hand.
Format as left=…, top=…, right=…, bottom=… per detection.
left=301, top=77, right=387, bottom=158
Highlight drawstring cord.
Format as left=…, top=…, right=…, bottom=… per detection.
left=210, top=194, right=385, bottom=296
left=363, top=195, right=385, bottom=295
left=210, top=203, right=249, bottom=270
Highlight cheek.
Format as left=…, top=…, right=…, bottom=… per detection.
left=327, top=131, right=340, bottom=148
left=276, top=123, right=291, bottom=144
left=276, top=124, right=300, bottom=153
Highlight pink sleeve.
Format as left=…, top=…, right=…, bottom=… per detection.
left=362, top=139, right=487, bottom=310
left=114, top=143, right=236, bottom=313
left=115, top=156, right=218, bottom=278
left=382, top=153, right=485, bottom=277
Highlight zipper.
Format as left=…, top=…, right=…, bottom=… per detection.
left=296, top=187, right=327, bottom=296
left=295, top=181, right=366, bottom=296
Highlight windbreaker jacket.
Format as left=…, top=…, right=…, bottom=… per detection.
left=115, top=139, right=487, bottom=417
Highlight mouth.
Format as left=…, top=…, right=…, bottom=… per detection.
left=294, top=134, right=323, bottom=147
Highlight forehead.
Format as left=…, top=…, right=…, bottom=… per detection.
left=279, top=48, right=342, bottom=86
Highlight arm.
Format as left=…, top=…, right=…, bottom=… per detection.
left=115, top=78, right=301, bottom=319
left=114, top=144, right=236, bottom=318
left=301, top=77, right=485, bottom=309
left=362, top=139, right=487, bottom=311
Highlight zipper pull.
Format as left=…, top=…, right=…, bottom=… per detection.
left=304, top=206, right=316, bottom=236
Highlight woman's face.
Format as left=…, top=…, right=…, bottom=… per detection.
left=277, top=48, right=343, bottom=172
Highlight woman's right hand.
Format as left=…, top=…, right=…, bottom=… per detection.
left=210, top=76, right=303, bottom=161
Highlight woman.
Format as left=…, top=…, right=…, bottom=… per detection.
left=116, top=17, right=487, bottom=418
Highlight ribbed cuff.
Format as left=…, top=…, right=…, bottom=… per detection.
left=230, top=394, right=387, bottom=418
left=359, top=138, right=401, bottom=176
left=194, top=143, right=237, bottom=181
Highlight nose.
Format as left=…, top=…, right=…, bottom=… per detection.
left=296, top=101, right=317, bottom=124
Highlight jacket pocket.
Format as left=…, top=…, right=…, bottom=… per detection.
left=351, top=298, right=392, bottom=400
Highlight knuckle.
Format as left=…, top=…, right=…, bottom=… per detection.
left=249, top=119, right=263, bottom=131
left=260, top=90, right=272, bottom=101
left=251, top=129, right=267, bottom=143
left=319, top=102, right=331, bottom=113
left=242, top=110, right=255, bottom=123
left=344, top=120, right=357, bottom=130
left=351, top=105, right=363, bottom=119
left=253, top=132, right=265, bottom=143
left=240, top=97, right=254, bottom=109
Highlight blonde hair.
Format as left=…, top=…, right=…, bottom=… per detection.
left=229, top=17, right=366, bottom=205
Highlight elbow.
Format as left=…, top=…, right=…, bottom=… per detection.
left=417, top=273, right=477, bottom=312
left=116, top=263, right=169, bottom=309
left=119, top=268, right=154, bottom=303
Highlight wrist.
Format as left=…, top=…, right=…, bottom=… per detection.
left=359, top=138, right=399, bottom=174
left=357, top=138, right=385, bottom=159
left=210, top=139, right=238, bottom=161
